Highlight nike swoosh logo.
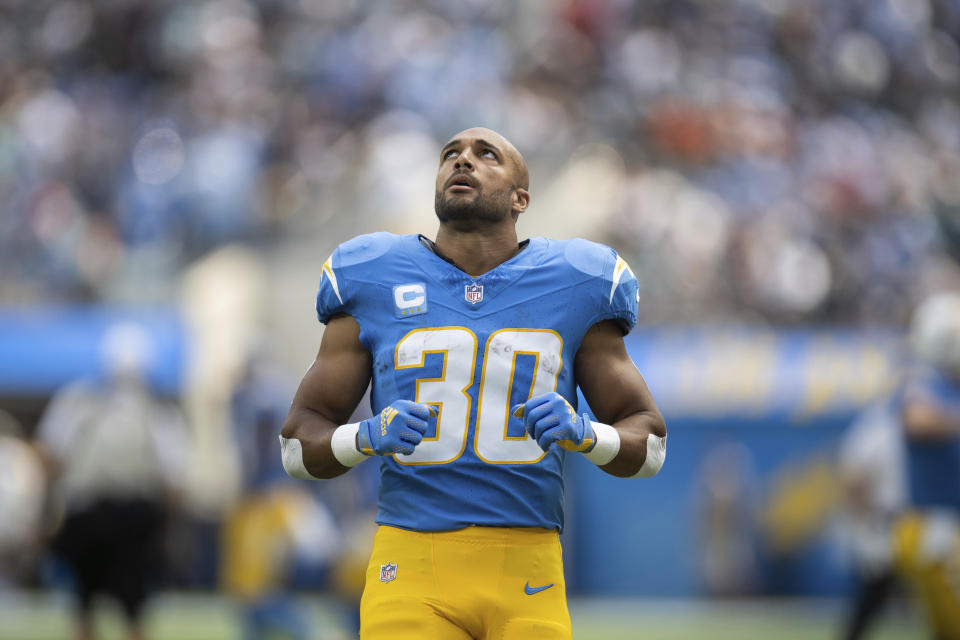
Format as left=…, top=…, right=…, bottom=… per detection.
left=524, top=581, right=554, bottom=595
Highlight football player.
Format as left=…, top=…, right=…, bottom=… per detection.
left=893, top=291, right=960, bottom=640
left=837, top=400, right=905, bottom=640
left=280, top=127, right=667, bottom=639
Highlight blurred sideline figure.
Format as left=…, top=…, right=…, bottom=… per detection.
left=892, top=292, right=960, bottom=640
left=221, top=348, right=341, bottom=640
left=0, top=410, right=46, bottom=587
left=698, top=442, right=761, bottom=597
left=836, top=400, right=906, bottom=640
left=34, top=323, right=189, bottom=640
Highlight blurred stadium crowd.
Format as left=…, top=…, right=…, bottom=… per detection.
left=2, top=0, right=959, bottom=325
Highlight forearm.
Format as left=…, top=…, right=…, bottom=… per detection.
left=906, top=418, right=960, bottom=440
left=280, top=407, right=359, bottom=479
left=280, top=315, right=374, bottom=479
left=903, top=404, right=960, bottom=441
left=573, top=319, right=668, bottom=479
left=592, top=410, right=667, bottom=478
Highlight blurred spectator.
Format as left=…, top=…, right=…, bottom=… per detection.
left=34, top=323, right=189, bottom=640
left=836, top=401, right=906, bottom=640
left=0, top=0, right=958, bottom=327
left=221, top=348, right=341, bottom=640
left=760, top=455, right=840, bottom=594
left=892, top=291, right=960, bottom=639
left=0, top=410, right=45, bottom=588
left=697, top=442, right=761, bottom=596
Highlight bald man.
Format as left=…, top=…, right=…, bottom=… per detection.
left=280, top=127, right=667, bottom=639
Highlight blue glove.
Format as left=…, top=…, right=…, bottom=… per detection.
left=511, top=392, right=595, bottom=453
left=357, top=400, right=437, bottom=456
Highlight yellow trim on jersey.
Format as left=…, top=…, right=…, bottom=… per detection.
left=393, top=327, right=477, bottom=466
left=501, top=350, right=540, bottom=442
left=321, top=256, right=343, bottom=304
left=609, top=254, right=634, bottom=305
left=474, top=328, right=564, bottom=465
left=410, top=349, right=447, bottom=444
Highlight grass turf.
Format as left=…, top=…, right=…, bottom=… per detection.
left=0, top=592, right=925, bottom=640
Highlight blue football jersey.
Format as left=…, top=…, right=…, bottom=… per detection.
left=898, top=365, right=960, bottom=510
left=315, top=233, right=639, bottom=531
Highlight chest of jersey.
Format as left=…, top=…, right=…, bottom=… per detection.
left=902, top=369, right=960, bottom=508
left=358, top=262, right=590, bottom=468
left=315, top=233, right=637, bottom=530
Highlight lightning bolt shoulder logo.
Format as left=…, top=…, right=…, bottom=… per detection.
left=321, top=256, right=343, bottom=304
left=609, top=255, right=634, bottom=305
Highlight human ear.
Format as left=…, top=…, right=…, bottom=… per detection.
left=512, top=188, right=530, bottom=215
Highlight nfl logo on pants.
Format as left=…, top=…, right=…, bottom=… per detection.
left=379, top=562, right=397, bottom=583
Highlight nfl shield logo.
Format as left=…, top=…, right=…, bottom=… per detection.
left=379, top=562, right=397, bottom=583
left=465, top=283, right=483, bottom=304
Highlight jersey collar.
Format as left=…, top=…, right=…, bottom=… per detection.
left=417, top=234, right=531, bottom=277
left=411, top=234, right=549, bottom=308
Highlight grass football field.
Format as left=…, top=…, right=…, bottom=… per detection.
left=0, top=592, right=924, bottom=640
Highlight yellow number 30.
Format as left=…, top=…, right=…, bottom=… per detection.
left=393, top=327, right=563, bottom=465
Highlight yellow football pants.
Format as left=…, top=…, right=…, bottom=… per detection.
left=221, top=489, right=303, bottom=599
left=893, top=511, right=960, bottom=640
left=360, top=525, right=571, bottom=640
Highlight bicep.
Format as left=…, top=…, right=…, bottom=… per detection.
left=288, top=314, right=373, bottom=427
left=574, top=320, right=663, bottom=431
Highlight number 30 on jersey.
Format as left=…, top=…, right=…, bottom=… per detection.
left=394, top=327, right=563, bottom=465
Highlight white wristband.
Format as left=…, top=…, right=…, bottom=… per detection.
left=330, top=422, right=368, bottom=468
left=584, top=421, right=620, bottom=466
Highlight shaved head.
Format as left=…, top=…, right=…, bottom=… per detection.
left=445, top=127, right=529, bottom=190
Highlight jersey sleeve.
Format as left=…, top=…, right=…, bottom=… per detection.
left=315, top=247, right=348, bottom=324
left=602, top=252, right=640, bottom=334
left=563, top=239, right=640, bottom=335
left=315, top=233, right=398, bottom=324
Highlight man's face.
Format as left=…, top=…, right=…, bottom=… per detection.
left=434, top=128, right=528, bottom=230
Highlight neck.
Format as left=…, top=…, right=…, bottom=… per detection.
left=433, top=221, right=521, bottom=277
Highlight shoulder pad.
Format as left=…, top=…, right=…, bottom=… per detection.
left=335, top=232, right=399, bottom=267
left=563, top=238, right=639, bottom=334
left=563, top=238, right=613, bottom=278
left=316, top=233, right=400, bottom=324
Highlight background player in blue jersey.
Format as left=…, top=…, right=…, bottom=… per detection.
left=279, top=127, right=667, bottom=639
left=893, top=291, right=960, bottom=640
